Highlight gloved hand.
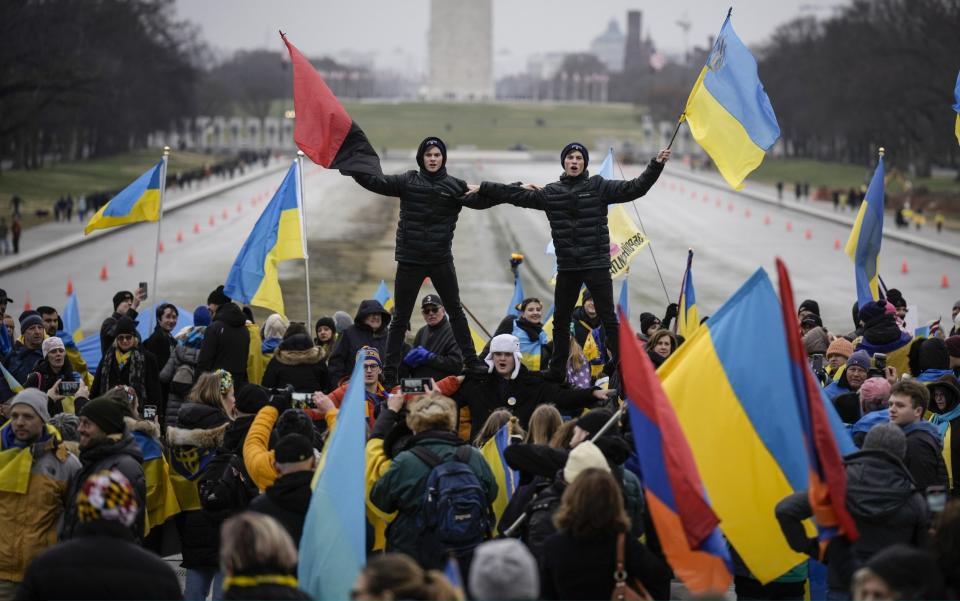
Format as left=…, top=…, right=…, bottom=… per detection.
left=663, top=303, right=679, bottom=322
left=268, top=386, right=293, bottom=413
left=403, top=346, right=435, bottom=368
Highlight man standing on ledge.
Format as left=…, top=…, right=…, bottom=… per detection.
left=469, top=143, right=670, bottom=380
left=350, top=137, right=488, bottom=387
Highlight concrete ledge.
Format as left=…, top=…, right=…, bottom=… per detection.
left=0, top=161, right=289, bottom=276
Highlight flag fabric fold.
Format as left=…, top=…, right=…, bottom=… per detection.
left=775, top=258, right=859, bottom=543
left=682, top=14, right=780, bottom=189
left=62, top=292, right=84, bottom=343
left=658, top=268, right=854, bottom=582
left=598, top=149, right=650, bottom=277
left=479, top=423, right=519, bottom=531
left=678, top=250, right=700, bottom=339
left=281, top=33, right=382, bottom=176
left=507, top=271, right=525, bottom=317
left=224, top=161, right=305, bottom=316
left=84, top=160, right=163, bottom=234
left=620, top=311, right=732, bottom=594
left=373, top=280, right=394, bottom=312
left=844, top=155, right=885, bottom=308
left=298, top=353, right=368, bottom=600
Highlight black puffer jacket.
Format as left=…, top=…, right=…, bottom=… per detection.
left=198, top=302, right=250, bottom=384
left=248, top=470, right=313, bottom=545
left=352, top=139, right=470, bottom=265
left=478, top=159, right=664, bottom=271
left=262, top=334, right=330, bottom=393
left=327, top=300, right=391, bottom=384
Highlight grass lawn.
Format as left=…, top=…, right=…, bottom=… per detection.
left=750, top=157, right=960, bottom=196
left=0, top=149, right=223, bottom=227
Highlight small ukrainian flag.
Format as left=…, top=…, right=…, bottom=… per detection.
left=84, top=160, right=164, bottom=234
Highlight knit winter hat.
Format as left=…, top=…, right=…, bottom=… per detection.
left=863, top=422, right=906, bottom=459
left=859, top=377, right=891, bottom=405
left=485, top=334, right=522, bottom=379
left=112, top=291, right=133, bottom=311
left=801, top=314, right=823, bottom=329
left=19, top=312, right=42, bottom=331
left=846, top=350, right=871, bottom=371
left=563, top=441, right=610, bottom=484
left=333, top=311, right=353, bottom=333
left=416, top=136, right=447, bottom=170
left=576, top=409, right=617, bottom=438
left=560, top=142, right=589, bottom=169
left=192, top=305, right=212, bottom=327
left=917, top=337, right=950, bottom=372
left=639, top=312, right=660, bottom=334
left=315, top=316, right=336, bottom=334
left=274, top=433, right=314, bottom=464
left=947, top=336, right=960, bottom=358
left=234, top=383, right=269, bottom=415
left=80, top=397, right=127, bottom=435
left=76, top=469, right=138, bottom=527
left=207, top=285, right=231, bottom=307
left=798, top=299, right=821, bottom=316
left=262, top=313, right=290, bottom=340
left=802, top=327, right=829, bottom=356
left=41, top=336, right=65, bottom=358
left=826, top=337, right=854, bottom=359
left=9, top=388, right=50, bottom=423
left=469, top=539, right=540, bottom=600
left=858, top=300, right=888, bottom=325
left=357, top=346, right=382, bottom=367
left=113, top=316, right=138, bottom=337
left=886, top=289, right=907, bottom=309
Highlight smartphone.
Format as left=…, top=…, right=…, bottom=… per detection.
left=401, top=378, right=432, bottom=394
left=812, top=354, right=824, bottom=372
left=874, top=352, right=887, bottom=371
left=926, top=485, right=947, bottom=513
left=58, top=381, right=80, bottom=395
left=138, top=281, right=149, bottom=301
left=291, top=392, right=313, bottom=409
left=142, top=405, right=157, bottom=420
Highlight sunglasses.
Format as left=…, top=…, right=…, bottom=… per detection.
left=422, top=306, right=441, bottom=314
left=115, top=334, right=135, bottom=342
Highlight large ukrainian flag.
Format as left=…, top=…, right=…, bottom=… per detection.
left=224, top=161, right=306, bottom=316
left=84, top=160, right=163, bottom=234
left=844, top=155, right=885, bottom=308
left=683, top=14, right=780, bottom=189
left=659, top=268, right=854, bottom=583
left=480, top=423, right=519, bottom=530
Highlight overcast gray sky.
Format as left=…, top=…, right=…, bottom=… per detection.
left=175, top=0, right=847, bottom=75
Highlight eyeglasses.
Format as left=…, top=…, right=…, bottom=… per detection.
left=362, top=363, right=380, bottom=371
left=115, top=334, right=135, bottom=342
left=422, top=306, right=441, bottom=314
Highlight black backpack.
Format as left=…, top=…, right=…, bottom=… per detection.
left=197, top=451, right=258, bottom=520
left=522, top=479, right=565, bottom=556
left=411, top=445, right=492, bottom=567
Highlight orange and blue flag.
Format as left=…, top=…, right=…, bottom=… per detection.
left=224, top=160, right=306, bottom=316
left=479, top=423, right=518, bottom=530
left=620, top=311, right=732, bottom=595
left=677, top=250, right=699, bottom=339
left=776, top=258, right=858, bottom=544
left=683, top=12, right=780, bottom=189
left=844, top=154, right=885, bottom=308
left=84, top=160, right=164, bottom=234
left=658, top=268, right=854, bottom=582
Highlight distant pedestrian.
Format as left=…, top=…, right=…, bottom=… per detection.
left=794, top=182, right=801, bottom=201
left=10, top=195, right=22, bottom=217
left=10, top=217, right=21, bottom=254
left=76, top=195, right=87, bottom=222
left=65, top=195, right=73, bottom=221
left=776, top=181, right=784, bottom=200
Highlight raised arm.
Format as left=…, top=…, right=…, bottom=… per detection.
left=474, top=181, right=547, bottom=210
left=352, top=172, right=407, bottom=197
left=600, top=148, right=671, bottom=205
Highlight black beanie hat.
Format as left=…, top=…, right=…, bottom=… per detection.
left=234, top=383, right=269, bottom=415
left=81, top=397, right=127, bottom=435
left=112, top=291, right=134, bottom=311
left=416, top=137, right=447, bottom=171
left=207, top=285, right=231, bottom=307
left=561, top=142, right=589, bottom=170
left=639, top=312, right=659, bottom=334
left=113, top=316, right=138, bottom=337
left=274, top=434, right=314, bottom=464
left=315, top=316, right=336, bottom=334
left=576, top=409, right=616, bottom=438
left=798, top=299, right=820, bottom=316
left=886, top=288, right=907, bottom=308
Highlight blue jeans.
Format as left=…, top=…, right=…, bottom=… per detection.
left=184, top=569, right=224, bottom=600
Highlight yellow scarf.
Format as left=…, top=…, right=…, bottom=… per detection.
left=115, top=349, right=132, bottom=368
left=222, top=574, right=299, bottom=591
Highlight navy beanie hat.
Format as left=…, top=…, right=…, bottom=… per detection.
left=561, top=142, right=589, bottom=169
left=416, top=137, right=447, bottom=170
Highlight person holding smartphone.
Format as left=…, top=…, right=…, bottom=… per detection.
left=99, top=287, right=146, bottom=355
left=26, top=337, right=86, bottom=414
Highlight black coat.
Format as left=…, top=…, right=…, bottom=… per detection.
left=99, top=308, right=139, bottom=355
left=91, top=346, right=163, bottom=408
left=143, top=326, right=176, bottom=405
left=198, top=303, right=250, bottom=384
left=478, top=159, right=664, bottom=271
left=353, top=166, right=470, bottom=265
left=16, top=521, right=182, bottom=601
left=61, top=433, right=146, bottom=541
left=327, top=300, right=391, bottom=384
left=248, top=470, right=313, bottom=545
left=403, top=317, right=463, bottom=380
left=224, top=582, right=310, bottom=600
left=454, top=366, right=598, bottom=440
left=262, top=335, right=330, bottom=394
left=904, top=425, right=949, bottom=493
left=539, top=530, right=671, bottom=600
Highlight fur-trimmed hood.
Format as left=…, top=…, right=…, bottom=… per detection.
left=166, top=422, right=229, bottom=448
left=276, top=346, right=322, bottom=366
left=124, top=416, right=160, bottom=440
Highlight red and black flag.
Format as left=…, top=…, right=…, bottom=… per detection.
left=281, top=33, right=382, bottom=176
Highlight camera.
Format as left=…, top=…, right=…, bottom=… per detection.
left=143, top=405, right=157, bottom=420
left=873, top=352, right=887, bottom=371
left=267, top=385, right=315, bottom=409
left=401, top=378, right=432, bottom=394
left=58, top=381, right=80, bottom=395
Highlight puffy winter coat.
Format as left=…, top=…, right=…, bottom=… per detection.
left=262, top=334, right=330, bottom=393
left=327, top=300, right=391, bottom=384
left=198, top=302, right=251, bottom=384
left=404, top=317, right=463, bottom=380
left=477, top=159, right=664, bottom=271
left=353, top=163, right=470, bottom=265
left=160, top=326, right=206, bottom=428
left=248, top=470, right=313, bottom=545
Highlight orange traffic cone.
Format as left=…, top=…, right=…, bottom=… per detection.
left=901, top=260, right=909, bottom=274
left=66, top=277, right=74, bottom=296
left=222, top=208, right=229, bottom=220
left=834, top=239, right=841, bottom=251
left=804, top=229, right=812, bottom=240
left=193, top=222, right=201, bottom=234
left=158, top=241, right=165, bottom=253
left=786, top=221, right=793, bottom=232
left=942, top=274, right=950, bottom=289
left=23, top=292, right=31, bottom=312
left=100, top=265, right=109, bottom=281
left=127, top=251, right=135, bottom=267
left=764, top=215, right=771, bottom=225
left=208, top=215, right=215, bottom=226
left=177, top=230, right=184, bottom=243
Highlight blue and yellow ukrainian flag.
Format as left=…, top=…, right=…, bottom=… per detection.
left=62, top=292, right=84, bottom=343
left=507, top=270, right=525, bottom=317
left=479, top=423, right=518, bottom=530
left=952, top=69, right=959, bottom=145
left=224, top=161, right=306, bottom=316
left=0, top=364, right=24, bottom=396
left=659, top=268, right=854, bottom=583
left=617, top=277, right=630, bottom=320
left=844, top=154, right=885, bottom=308
left=373, top=280, right=394, bottom=312
left=683, top=13, right=780, bottom=189
left=84, top=160, right=164, bottom=234
left=678, top=250, right=700, bottom=339
left=134, top=432, right=180, bottom=536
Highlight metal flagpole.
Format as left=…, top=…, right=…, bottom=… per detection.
left=614, top=156, right=671, bottom=304
left=153, top=146, right=170, bottom=304
left=296, top=151, right=312, bottom=328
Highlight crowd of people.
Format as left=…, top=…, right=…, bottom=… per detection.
left=1, top=136, right=960, bottom=601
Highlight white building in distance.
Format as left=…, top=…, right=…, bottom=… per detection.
left=428, top=0, right=493, bottom=100
left=589, top=19, right=626, bottom=72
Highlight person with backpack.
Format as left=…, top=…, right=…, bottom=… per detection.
left=369, top=393, right=498, bottom=571
left=248, top=433, right=316, bottom=545
left=159, top=306, right=211, bottom=429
